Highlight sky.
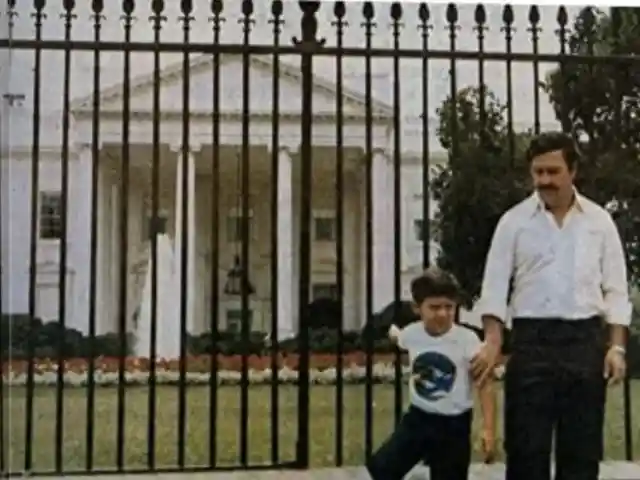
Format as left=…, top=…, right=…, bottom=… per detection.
left=2, top=1, right=586, bottom=150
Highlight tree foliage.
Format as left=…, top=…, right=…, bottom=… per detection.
left=430, top=87, right=530, bottom=306
left=543, top=6, right=640, bottom=281
left=431, top=8, right=640, bottom=303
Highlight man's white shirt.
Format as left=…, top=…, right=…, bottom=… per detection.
left=478, top=191, right=631, bottom=326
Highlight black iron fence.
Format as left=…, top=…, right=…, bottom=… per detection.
left=0, top=0, right=637, bottom=475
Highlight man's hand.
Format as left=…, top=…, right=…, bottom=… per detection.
left=480, top=428, right=496, bottom=464
left=604, top=346, right=626, bottom=385
left=471, top=341, right=500, bottom=386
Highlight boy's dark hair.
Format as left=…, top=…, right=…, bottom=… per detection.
left=410, top=266, right=461, bottom=305
left=525, top=131, right=580, bottom=170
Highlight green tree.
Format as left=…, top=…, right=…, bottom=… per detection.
left=543, top=6, right=640, bottom=282
left=432, top=8, right=640, bottom=303
left=430, top=87, right=530, bottom=306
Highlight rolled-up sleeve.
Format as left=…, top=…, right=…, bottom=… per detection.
left=601, top=215, right=631, bottom=326
left=477, top=214, right=516, bottom=324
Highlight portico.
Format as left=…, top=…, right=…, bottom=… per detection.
left=70, top=54, right=398, bottom=339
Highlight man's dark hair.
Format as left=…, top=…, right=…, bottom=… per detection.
left=410, top=266, right=460, bottom=305
left=525, top=131, right=580, bottom=170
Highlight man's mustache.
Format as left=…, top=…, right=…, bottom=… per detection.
left=536, top=185, right=558, bottom=192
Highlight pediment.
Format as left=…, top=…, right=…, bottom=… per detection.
left=72, top=55, right=392, bottom=119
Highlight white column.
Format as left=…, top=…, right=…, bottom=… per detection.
left=174, top=148, right=197, bottom=333
left=109, top=182, right=120, bottom=333
left=96, top=164, right=109, bottom=334
left=276, top=147, right=296, bottom=340
left=372, top=149, right=395, bottom=313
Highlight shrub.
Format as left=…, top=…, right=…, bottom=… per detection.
left=1, top=315, right=399, bottom=360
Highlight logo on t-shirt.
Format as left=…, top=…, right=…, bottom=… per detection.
left=411, top=351, right=457, bottom=401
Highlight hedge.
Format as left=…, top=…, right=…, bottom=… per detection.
left=2, top=314, right=639, bottom=378
left=0, top=314, right=397, bottom=360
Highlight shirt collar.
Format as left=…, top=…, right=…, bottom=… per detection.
left=529, top=187, right=585, bottom=217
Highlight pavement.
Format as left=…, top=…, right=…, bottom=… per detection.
left=26, top=462, right=640, bottom=479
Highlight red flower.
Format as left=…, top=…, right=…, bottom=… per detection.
left=2, top=352, right=409, bottom=376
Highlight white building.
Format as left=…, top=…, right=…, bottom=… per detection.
left=2, top=51, right=446, bottom=337
left=1, top=1, right=569, bottom=339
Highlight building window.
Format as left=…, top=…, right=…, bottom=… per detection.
left=314, top=216, right=336, bottom=242
left=312, top=283, right=338, bottom=301
left=39, top=192, right=62, bottom=240
left=413, top=218, right=424, bottom=242
left=227, top=214, right=253, bottom=242
left=225, top=308, right=253, bottom=333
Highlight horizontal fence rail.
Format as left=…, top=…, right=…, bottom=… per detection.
left=0, top=0, right=637, bottom=476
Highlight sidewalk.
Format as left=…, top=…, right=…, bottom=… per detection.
left=28, top=462, right=640, bottom=479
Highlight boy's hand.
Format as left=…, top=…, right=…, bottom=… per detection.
left=480, top=429, right=496, bottom=464
left=388, top=324, right=401, bottom=343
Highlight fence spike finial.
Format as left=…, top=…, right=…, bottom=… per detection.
left=92, top=0, right=104, bottom=15
left=446, top=3, right=458, bottom=24
left=211, top=0, right=223, bottom=15
left=502, top=4, right=514, bottom=26
left=418, top=3, right=430, bottom=23
left=390, top=2, right=403, bottom=22
left=271, top=0, right=283, bottom=18
left=180, top=0, right=193, bottom=16
left=528, top=5, right=540, bottom=28
left=474, top=4, right=486, bottom=26
left=122, top=0, right=135, bottom=16
left=362, top=1, right=374, bottom=21
left=293, top=1, right=325, bottom=48
left=557, top=6, right=568, bottom=27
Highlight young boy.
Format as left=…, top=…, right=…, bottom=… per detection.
left=366, top=267, right=496, bottom=480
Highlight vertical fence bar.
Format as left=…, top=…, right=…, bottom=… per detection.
left=268, top=0, right=283, bottom=466
left=0, top=3, right=15, bottom=475
left=446, top=5, right=459, bottom=167
left=527, top=6, right=541, bottom=135
left=390, top=2, right=404, bottom=426
left=361, top=1, right=375, bottom=462
left=208, top=0, right=223, bottom=469
left=502, top=6, right=515, bottom=165
left=610, top=7, right=634, bottom=462
left=418, top=3, right=432, bottom=270
left=116, top=0, right=135, bottom=470
left=293, top=1, right=323, bottom=468
left=55, top=1, right=75, bottom=472
left=238, top=0, right=254, bottom=466
left=332, top=1, right=346, bottom=467
left=474, top=5, right=487, bottom=146
left=2, top=4, right=18, bottom=474
left=24, top=0, right=45, bottom=471
left=85, top=0, right=104, bottom=472
left=177, top=0, right=193, bottom=469
left=555, top=7, right=570, bottom=134
left=147, top=0, right=166, bottom=470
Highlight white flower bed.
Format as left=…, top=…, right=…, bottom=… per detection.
left=3, top=362, right=504, bottom=387
left=2, top=363, right=414, bottom=387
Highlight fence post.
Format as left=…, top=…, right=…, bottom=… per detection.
left=293, top=0, right=324, bottom=469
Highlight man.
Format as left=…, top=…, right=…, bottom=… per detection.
left=471, top=132, right=630, bottom=480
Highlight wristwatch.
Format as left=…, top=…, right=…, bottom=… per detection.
left=610, top=345, right=626, bottom=356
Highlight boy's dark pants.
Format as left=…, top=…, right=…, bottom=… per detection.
left=366, top=405, right=472, bottom=480
left=505, top=316, right=607, bottom=480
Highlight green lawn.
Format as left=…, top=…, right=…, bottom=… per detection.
left=2, top=382, right=639, bottom=472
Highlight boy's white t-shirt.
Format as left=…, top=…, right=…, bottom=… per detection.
left=398, top=322, right=482, bottom=416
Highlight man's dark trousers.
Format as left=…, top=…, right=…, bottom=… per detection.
left=504, top=316, right=607, bottom=480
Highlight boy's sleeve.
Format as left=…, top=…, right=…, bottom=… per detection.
left=397, top=325, right=412, bottom=350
